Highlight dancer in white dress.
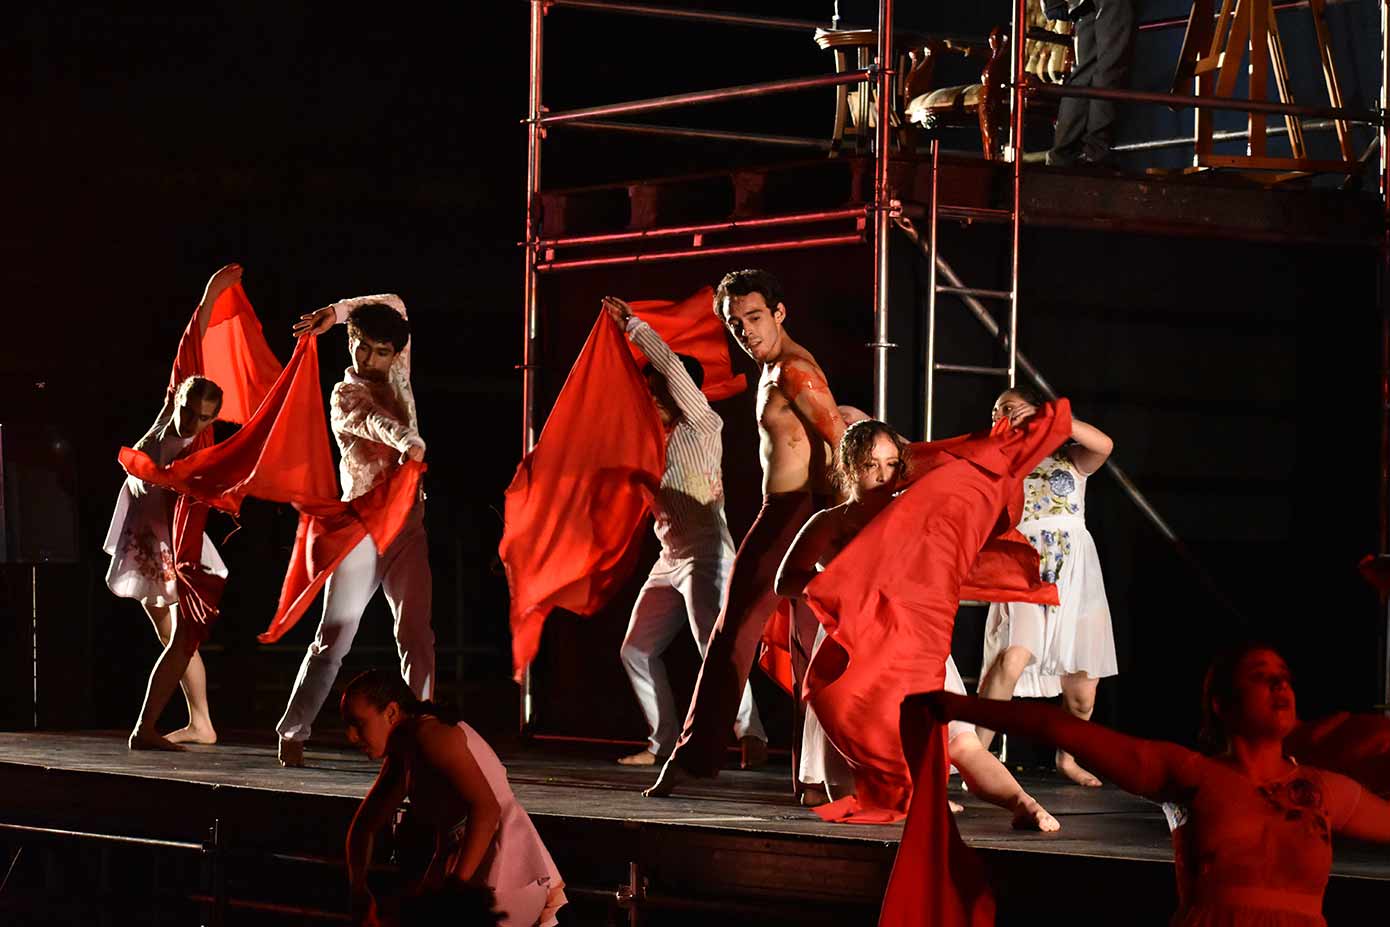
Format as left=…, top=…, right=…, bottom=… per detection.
left=343, top=669, right=566, bottom=927
left=106, top=263, right=242, bottom=750
left=776, top=420, right=1059, bottom=830
left=978, top=386, right=1118, bottom=786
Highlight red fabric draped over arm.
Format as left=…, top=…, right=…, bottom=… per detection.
left=500, top=312, right=667, bottom=682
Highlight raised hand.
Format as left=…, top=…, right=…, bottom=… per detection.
left=292, top=305, right=338, bottom=338
left=200, top=263, right=243, bottom=308
left=602, top=295, right=633, bottom=326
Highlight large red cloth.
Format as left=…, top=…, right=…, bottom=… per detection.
left=803, top=401, right=1073, bottom=822
left=125, top=332, right=423, bottom=641
left=501, top=313, right=666, bottom=681
left=624, top=286, right=747, bottom=401
left=877, top=700, right=995, bottom=927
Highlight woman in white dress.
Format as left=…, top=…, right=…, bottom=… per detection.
left=343, top=669, right=566, bottom=927
left=978, top=386, right=1118, bottom=786
left=776, top=420, right=1059, bottom=831
left=104, top=264, right=241, bottom=749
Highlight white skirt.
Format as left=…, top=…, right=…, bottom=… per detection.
left=103, top=478, right=226, bottom=608
left=982, top=514, right=1116, bottom=699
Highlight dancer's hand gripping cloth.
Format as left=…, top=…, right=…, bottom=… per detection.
left=803, top=400, right=1072, bottom=822
left=500, top=294, right=746, bottom=682
left=878, top=700, right=995, bottom=927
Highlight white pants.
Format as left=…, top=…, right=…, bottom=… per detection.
left=276, top=506, right=434, bottom=741
left=620, top=554, right=765, bottom=756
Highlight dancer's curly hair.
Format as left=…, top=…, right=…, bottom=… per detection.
left=347, top=303, right=411, bottom=353
left=835, top=419, right=910, bottom=497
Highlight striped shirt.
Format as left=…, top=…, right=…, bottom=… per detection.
left=627, top=318, right=734, bottom=561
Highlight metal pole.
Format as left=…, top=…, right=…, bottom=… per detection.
left=558, top=119, right=833, bottom=149
left=539, top=207, right=867, bottom=248
left=520, top=0, right=545, bottom=734
left=1113, top=119, right=1341, bottom=153
left=536, top=233, right=866, bottom=272
left=1009, top=0, right=1027, bottom=388
left=925, top=140, right=941, bottom=440
left=1031, top=81, right=1380, bottom=123
left=1380, top=0, right=1390, bottom=708
left=31, top=566, right=38, bottom=729
left=870, top=0, right=894, bottom=420
left=540, top=70, right=871, bottom=125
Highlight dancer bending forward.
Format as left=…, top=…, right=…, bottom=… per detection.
left=343, top=669, right=566, bottom=927
left=917, top=643, right=1390, bottom=926
left=979, top=386, right=1118, bottom=786
left=777, top=419, right=1058, bottom=831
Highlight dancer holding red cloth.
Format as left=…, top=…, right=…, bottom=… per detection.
left=110, top=263, right=279, bottom=750
left=275, top=295, right=435, bottom=768
left=795, top=399, right=1072, bottom=821
left=647, top=269, right=847, bottom=797
left=911, top=644, right=1390, bottom=926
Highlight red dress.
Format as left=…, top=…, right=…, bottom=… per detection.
left=1164, top=756, right=1365, bottom=926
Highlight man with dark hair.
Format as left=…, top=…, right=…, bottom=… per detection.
left=601, top=296, right=767, bottom=770
left=275, top=293, right=435, bottom=768
left=647, top=269, right=846, bottom=796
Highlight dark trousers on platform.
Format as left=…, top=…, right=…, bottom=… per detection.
left=668, top=491, right=818, bottom=779
left=1049, top=0, right=1136, bottom=166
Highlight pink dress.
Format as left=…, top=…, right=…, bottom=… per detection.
left=1162, top=757, right=1365, bottom=926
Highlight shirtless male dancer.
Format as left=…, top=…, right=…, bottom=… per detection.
left=646, top=268, right=846, bottom=797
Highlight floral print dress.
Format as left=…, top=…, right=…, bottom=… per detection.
left=102, top=415, right=227, bottom=607
left=982, top=450, right=1117, bottom=697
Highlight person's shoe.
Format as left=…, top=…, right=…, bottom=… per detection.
left=739, top=736, right=769, bottom=769
left=278, top=738, right=305, bottom=768
left=1021, top=150, right=1049, bottom=165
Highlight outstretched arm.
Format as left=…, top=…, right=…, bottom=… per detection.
left=346, top=754, right=409, bottom=917
left=781, top=360, right=846, bottom=451
left=604, top=296, right=719, bottom=431
left=195, top=264, right=243, bottom=339
left=1068, top=417, right=1113, bottom=475
left=775, top=509, right=837, bottom=598
left=919, top=691, right=1196, bottom=802
left=293, top=294, right=408, bottom=337
left=417, top=723, right=502, bottom=883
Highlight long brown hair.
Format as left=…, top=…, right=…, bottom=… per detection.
left=835, top=419, right=909, bottom=497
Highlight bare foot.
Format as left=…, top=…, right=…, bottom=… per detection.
left=129, top=728, right=185, bottom=752
left=278, top=738, right=305, bottom=768
left=740, top=736, right=768, bottom=770
left=799, top=784, right=830, bottom=807
left=617, top=749, right=661, bottom=767
left=166, top=724, right=218, bottom=745
left=1056, top=751, right=1101, bottom=787
left=1011, top=797, right=1061, bottom=832
left=948, top=800, right=965, bottom=814
left=643, top=758, right=690, bottom=797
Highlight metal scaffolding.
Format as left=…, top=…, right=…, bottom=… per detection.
left=519, top=1, right=1390, bottom=726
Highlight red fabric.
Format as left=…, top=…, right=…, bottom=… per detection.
left=168, top=282, right=282, bottom=429
left=625, top=286, right=747, bottom=402
left=126, top=331, right=423, bottom=641
left=876, top=702, right=995, bottom=927
left=501, top=312, right=666, bottom=681
left=758, top=599, right=797, bottom=695
left=803, top=401, right=1073, bottom=822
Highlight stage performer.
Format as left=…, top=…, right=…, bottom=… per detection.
left=275, top=295, right=434, bottom=768
left=646, top=269, right=847, bottom=797
left=977, top=386, right=1118, bottom=787
left=914, top=643, right=1390, bottom=925
left=601, top=297, right=768, bottom=769
left=777, top=419, right=1059, bottom=831
left=793, top=397, right=1071, bottom=821
left=342, top=669, right=565, bottom=927
left=107, top=262, right=256, bottom=750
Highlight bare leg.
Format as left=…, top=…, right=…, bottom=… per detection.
left=142, top=604, right=216, bottom=744
left=949, top=731, right=1061, bottom=832
left=130, top=613, right=202, bottom=751
left=1055, top=673, right=1102, bottom=787
left=974, top=645, right=1034, bottom=751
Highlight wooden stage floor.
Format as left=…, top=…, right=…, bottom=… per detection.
left=1, top=731, right=1387, bottom=925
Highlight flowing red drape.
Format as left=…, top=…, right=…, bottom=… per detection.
left=126, top=306, right=422, bottom=641
left=877, top=698, right=996, bottom=927
left=802, top=401, right=1073, bottom=823
left=501, top=294, right=747, bottom=682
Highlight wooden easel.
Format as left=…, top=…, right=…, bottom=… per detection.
left=1172, top=0, right=1355, bottom=177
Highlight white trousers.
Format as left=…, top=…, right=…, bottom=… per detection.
left=620, top=554, right=765, bottom=756
left=276, top=506, right=434, bottom=741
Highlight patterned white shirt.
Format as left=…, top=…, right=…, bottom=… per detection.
left=626, top=318, right=733, bottom=561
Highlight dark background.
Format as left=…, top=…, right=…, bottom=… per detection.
left=2, top=2, right=1385, bottom=754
